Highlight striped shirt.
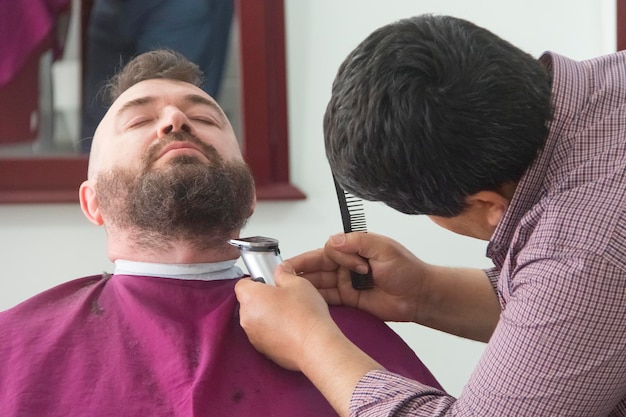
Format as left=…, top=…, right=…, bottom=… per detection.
left=350, top=51, right=626, bottom=416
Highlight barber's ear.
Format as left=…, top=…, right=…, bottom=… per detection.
left=466, top=191, right=509, bottom=228
left=79, top=180, right=104, bottom=225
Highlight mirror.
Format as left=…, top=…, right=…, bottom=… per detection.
left=0, top=0, right=304, bottom=203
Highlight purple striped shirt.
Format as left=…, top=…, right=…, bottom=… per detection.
left=350, top=51, right=626, bottom=416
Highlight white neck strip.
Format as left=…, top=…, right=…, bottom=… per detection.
left=114, top=259, right=244, bottom=281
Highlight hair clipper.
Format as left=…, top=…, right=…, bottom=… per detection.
left=228, top=236, right=283, bottom=285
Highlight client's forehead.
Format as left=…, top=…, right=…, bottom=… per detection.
left=111, top=79, right=217, bottom=111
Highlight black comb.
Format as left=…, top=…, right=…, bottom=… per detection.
left=332, top=175, right=375, bottom=290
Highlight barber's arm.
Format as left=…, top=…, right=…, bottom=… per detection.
left=235, top=264, right=383, bottom=417
left=235, top=232, right=500, bottom=415
left=295, top=232, right=500, bottom=342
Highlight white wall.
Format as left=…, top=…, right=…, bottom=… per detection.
left=0, top=0, right=615, bottom=397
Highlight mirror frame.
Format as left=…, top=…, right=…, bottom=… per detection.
left=619, top=0, right=626, bottom=51
left=0, top=0, right=305, bottom=203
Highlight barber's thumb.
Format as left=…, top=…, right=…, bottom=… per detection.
left=234, top=275, right=255, bottom=302
left=329, top=233, right=347, bottom=247
left=274, top=261, right=296, bottom=285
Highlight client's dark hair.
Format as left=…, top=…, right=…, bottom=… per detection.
left=324, top=14, right=552, bottom=216
left=105, top=49, right=204, bottom=104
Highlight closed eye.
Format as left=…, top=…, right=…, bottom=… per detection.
left=190, top=116, right=218, bottom=126
left=127, top=118, right=152, bottom=129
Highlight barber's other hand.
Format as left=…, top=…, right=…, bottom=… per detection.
left=235, top=262, right=341, bottom=372
left=289, top=232, right=431, bottom=323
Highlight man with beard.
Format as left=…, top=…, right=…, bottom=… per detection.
left=0, top=49, right=441, bottom=416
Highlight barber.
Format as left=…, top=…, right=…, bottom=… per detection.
left=236, top=14, right=626, bottom=417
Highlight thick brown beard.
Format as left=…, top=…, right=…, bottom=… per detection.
left=95, top=133, right=255, bottom=252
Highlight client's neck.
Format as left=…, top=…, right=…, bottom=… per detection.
left=107, top=231, right=241, bottom=264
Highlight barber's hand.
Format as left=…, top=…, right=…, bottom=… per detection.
left=235, top=262, right=341, bottom=372
left=289, top=232, right=431, bottom=323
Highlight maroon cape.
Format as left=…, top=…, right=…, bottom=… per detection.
left=0, top=274, right=442, bottom=416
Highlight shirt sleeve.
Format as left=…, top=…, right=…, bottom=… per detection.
left=483, top=267, right=500, bottom=292
left=351, top=253, right=626, bottom=416
left=350, top=370, right=452, bottom=416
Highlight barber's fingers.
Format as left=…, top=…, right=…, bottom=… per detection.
left=329, top=231, right=391, bottom=257
left=287, top=248, right=343, bottom=274
left=274, top=261, right=339, bottom=294
left=328, top=231, right=407, bottom=262
left=286, top=249, right=346, bottom=290
left=323, top=232, right=381, bottom=272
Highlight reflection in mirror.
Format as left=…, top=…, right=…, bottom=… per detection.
left=0, top=0, right=242, bottom=157
left=0, top=0, right=73, bottom=158
left=0, top=0, right=304, bottom=202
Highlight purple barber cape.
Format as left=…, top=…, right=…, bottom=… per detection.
left=0, top=274, right=442, bottom=416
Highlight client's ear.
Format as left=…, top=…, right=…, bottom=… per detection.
left=79, top=180, right=104, bottom=226
left=248, top=193, right=257, bottom=218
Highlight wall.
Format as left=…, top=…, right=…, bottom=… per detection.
left=0, top=0, right=615, bottom=397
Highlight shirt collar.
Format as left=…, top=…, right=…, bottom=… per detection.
left=113, top=259, right=244, bottom=281
left=487, top=51, right=577, bottom=262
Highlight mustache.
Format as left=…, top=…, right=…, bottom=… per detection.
left=143, top=131, right=221, bottom=167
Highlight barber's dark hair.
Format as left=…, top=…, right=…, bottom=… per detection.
left=105, top=49, right=204, bottom=104
left=324, top=14, right=552, bottom=217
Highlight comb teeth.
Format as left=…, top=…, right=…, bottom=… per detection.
left=332, top=175, right=375, bottom=290
left=344, top=196, right=367, bottom=231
